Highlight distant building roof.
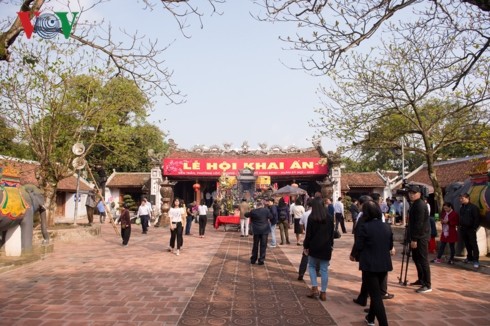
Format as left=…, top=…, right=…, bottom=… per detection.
left=0, top=155, right=92, bottom=192
left=403, top=155, right=490, bottom=189
left=165, top=147, right=324, bottom=159
left=107, top=172, right=150, bottom=188
left=57, top=174, right=92, bottom=192
left=341, top=172, right=387, bottom=191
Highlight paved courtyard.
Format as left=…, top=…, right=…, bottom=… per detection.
left=1, top=221, right=490, bottom=325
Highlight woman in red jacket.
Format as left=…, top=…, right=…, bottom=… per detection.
left=432, top=202, right=459, bottom=264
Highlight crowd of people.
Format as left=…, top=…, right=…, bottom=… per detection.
left=87, top=184, right=482, bottom=326
left=271, top=186, right=480, bottom=326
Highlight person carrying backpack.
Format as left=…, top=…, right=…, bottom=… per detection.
left=277, top=197, right=291, bottom=245
left=267, top=198, right=279, bottom=248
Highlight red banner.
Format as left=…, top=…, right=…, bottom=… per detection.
left=163, top=158, right=328, bottom=176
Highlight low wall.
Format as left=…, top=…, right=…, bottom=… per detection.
left=33, top=224, right=101, bottom=245
left=1, top=225, right=100, bottom=272
left=392, top=225, right=406, bottom=243
left=391, top=223, right=490, bottom=257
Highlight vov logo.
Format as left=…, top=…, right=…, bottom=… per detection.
left=17, top=11, right=79, bottom=40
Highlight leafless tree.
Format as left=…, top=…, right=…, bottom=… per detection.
left=0, top=0, right=224, bottom=102
left=256, top=0, right=490, bottom=89
left=311, top=24, right=490, bottom=208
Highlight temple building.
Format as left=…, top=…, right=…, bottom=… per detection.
left=157, top=139, right=342, bottom=206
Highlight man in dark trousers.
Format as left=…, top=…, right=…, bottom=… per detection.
left=266, top=198, right=279, bottom=248
left=349, top=198, right=360, bottom=234
left=459, top=193, right=481, bottom=268
left=351, top=195, right=372, bottom=307
left=370, top=193, right=395, bottom=300
left=355, top=200, right=394, bottom=326
left=85, top=189, right=96, bottom=226
left=407, top=185, right=431, bottom=293
left=351, top=195, right=394, bottom=311
left=334, top=196, right=347, bottom=233
left=245, top=201, right=273, bottom=265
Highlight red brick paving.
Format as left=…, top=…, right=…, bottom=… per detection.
left=1, top=222, right=490, bottom=325
left=179, top=233, right=335, bottom=325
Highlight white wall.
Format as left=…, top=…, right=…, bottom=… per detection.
left=65, top=189, right=122, bottom=220
left=105, top=188, right=121, bottom=209
left=64, top=192, right=88, bottom=219
left=375, top=187, right=393, bottom=200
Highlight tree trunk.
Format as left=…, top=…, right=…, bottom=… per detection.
left=40, top=182, right=57, bottom=227
left=0, top=0, right=46, bottom=61
left=425, top=152, right=444, bottom=215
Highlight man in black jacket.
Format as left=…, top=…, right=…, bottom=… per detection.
left=356, top=200, right=393, bottom=326
left=407, top=185, right=431, bottom=293
left=245, top=201, right=273, bottom=265
left=349, top=199, right=360, bottom=234
left=351, top=195, right=394, bottom=309
left=266, top=198, right=278, bottom=248
left=459, top=193, right=481, bottom=268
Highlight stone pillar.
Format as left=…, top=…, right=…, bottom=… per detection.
left=318, top=174, right=337, bottom=200
left=457, top=227, right=488, bottom=259
left=477, top=228, right=487, bottom=259
left=5, top=224, right=22, bottom=256
left=150, top=168, right=162, bottom=221
left=331, top=167, right=342, bottom=202
left=159, top=177, right=175, bottom=227
left=320, top=181, right=332, bottom=200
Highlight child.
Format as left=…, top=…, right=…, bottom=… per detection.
left=428, top=215, right=437, bottom=254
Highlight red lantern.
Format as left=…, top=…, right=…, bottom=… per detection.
left=193, top=182, right=201, bottom=192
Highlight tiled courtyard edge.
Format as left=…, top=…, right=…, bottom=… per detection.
left=1, top=222, right=490, bottom=325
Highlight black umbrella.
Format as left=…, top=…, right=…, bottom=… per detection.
left=272, top=185, right=307, bottom=196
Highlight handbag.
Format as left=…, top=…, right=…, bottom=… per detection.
left=135, top=217, right=141, bottom=225
left=334, top=225, right=341, bottom=239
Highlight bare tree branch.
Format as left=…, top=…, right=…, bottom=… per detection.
left=256, top=0, right=490, bottom=87
left=310, top=22, right=490, bottom=207
left=0, top=0, right=44, bottom=61
left=461, top=0, right=490, bottom=11
left=0, top=0, right=224, bottom=103
left=453, top=36, right=490, bottom=89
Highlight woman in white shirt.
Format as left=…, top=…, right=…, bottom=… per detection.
left=198, top=199, right=209, bottom=238
left=168, top=198, right=184, bottom=255
left=292, top=197, right=306, bottom=245
left=137, top=198, right=152, bottom=234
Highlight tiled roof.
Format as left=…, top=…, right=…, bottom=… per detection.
left=57, top=175, right=92, bottom=192
left=166, top=148, right=323, bottom=159
left=107, top=172, right=150, bottom=187
left=0, top=157, right=38, bottom=184
left=0, top=156, right=92, bottom=192
left=342, top=172, right=387, bottom=191
left=406, top=155, right=490, bottom=189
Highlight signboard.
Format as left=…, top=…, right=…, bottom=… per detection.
left=163, top=158, right=328, bottom=176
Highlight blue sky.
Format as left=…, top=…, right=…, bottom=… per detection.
left=3, top=1, right=339, bottom=152
left=94, top=1, right=338, bottom=151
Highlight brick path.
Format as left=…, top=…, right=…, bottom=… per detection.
left=179, top=233, right=335, bottom=325
left=1, top=222, right=490, bottom=325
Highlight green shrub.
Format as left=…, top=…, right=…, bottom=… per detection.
left=123, top=194, right=137, bottom=211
